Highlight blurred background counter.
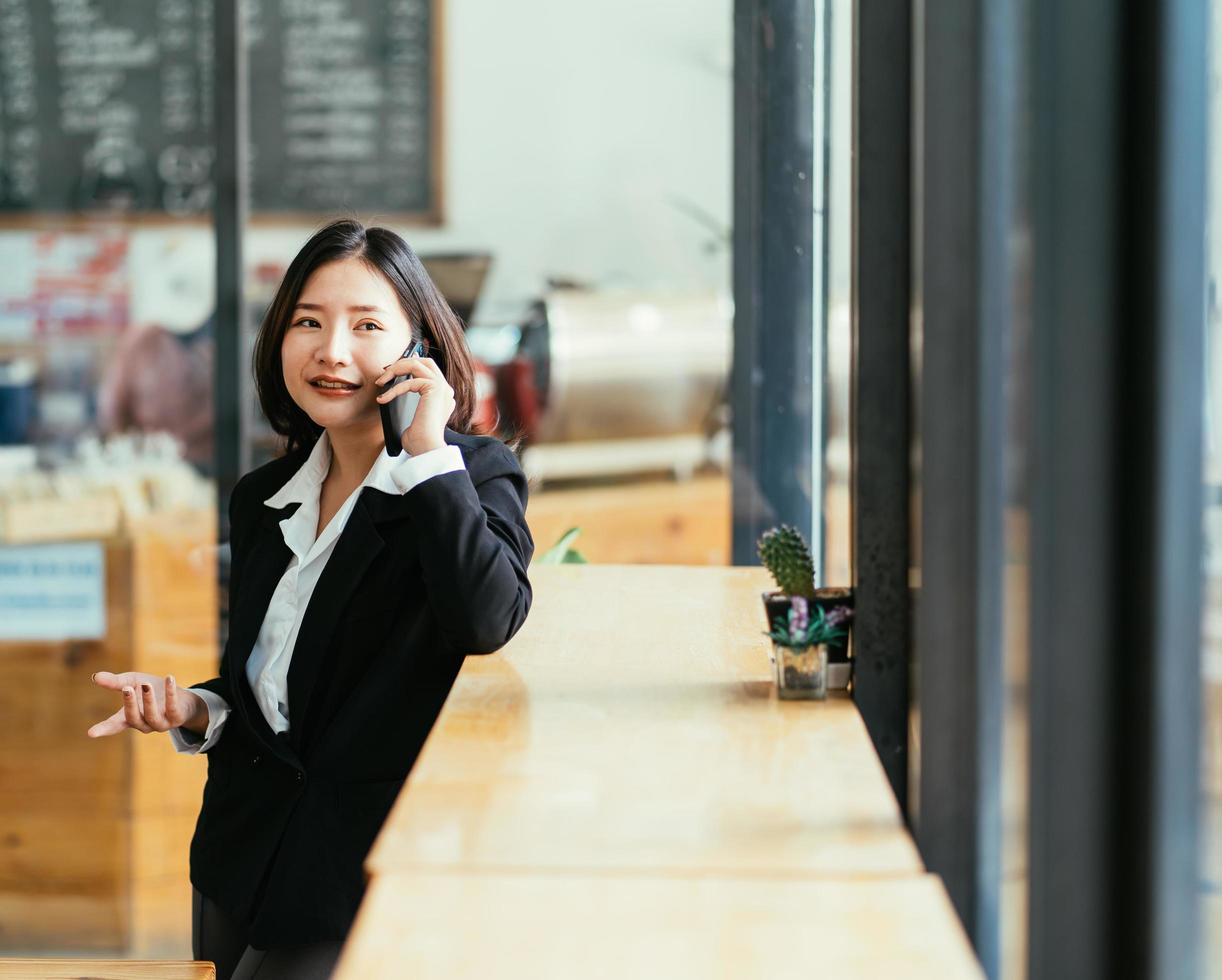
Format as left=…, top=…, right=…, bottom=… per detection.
left=0, top=505, right=216, bottom=957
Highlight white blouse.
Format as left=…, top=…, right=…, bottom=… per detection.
left=170, top=433, right=464, bottom=754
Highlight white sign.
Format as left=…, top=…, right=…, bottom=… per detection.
left=0, top=542, right=106, bottom=640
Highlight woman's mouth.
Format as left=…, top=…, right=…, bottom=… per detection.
left=309, top=378, right=362, bottom=395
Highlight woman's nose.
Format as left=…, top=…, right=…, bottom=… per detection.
left=314, top=327, right=352, bottom=364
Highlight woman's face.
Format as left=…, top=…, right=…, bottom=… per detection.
left=281, top=257, right=413, bottom=436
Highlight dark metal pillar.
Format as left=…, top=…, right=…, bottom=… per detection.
left=213, top=0, right=250, bottom=522
left=1025, top=0, right=1206, bottom=975
left=910, top=0, right=1008, bottom=968
left=731, top=0, right=816, bottom=560
left=850, top=0, right=912, bottom=816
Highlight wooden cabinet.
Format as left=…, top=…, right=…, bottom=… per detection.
left=0, top=511, right=216, bottom=957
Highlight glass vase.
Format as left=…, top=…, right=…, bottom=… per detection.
left=773, top=643, right=829, bottom=700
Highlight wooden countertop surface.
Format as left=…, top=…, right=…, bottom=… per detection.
left=341, top=564, right=978, bottom=978
left=335, top=871, right=980, bottom=979
left=367, top=564, right=921, bottom=879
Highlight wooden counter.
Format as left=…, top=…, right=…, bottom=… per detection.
left=339, top=872, right=980, bottom=979
left=367, top=564, right=920, bottom=879
left=338, top=565, right=979, bottom=978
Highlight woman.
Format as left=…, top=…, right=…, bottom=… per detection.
left=86, top=220, right=534, bottom=979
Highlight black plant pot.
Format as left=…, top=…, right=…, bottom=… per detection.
left=761, top=588, right=854, bottom=687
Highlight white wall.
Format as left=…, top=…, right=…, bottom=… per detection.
left=1, top=0, right=732, bottom=332
left=254, top=0, right=733, bottom=319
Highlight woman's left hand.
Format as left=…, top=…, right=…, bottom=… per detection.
left=375, top=355, right=455, bottom=456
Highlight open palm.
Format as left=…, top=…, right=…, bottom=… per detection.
left=87, top=671, right=206, bottom=737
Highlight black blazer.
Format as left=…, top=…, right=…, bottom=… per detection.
left=188, top=428, right=533, bottom=949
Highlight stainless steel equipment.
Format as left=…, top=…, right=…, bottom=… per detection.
left=532, top=289, right=732, bottom=444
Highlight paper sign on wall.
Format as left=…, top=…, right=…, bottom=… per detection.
left=0, top=542, right=106, bottom=640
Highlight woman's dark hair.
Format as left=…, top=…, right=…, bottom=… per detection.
left=253, top=219, right=481, bottom=454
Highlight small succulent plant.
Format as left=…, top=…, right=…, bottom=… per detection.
left=537, top=526, right=588, bottom=564
left=757, top=524, right=816, bottom=598
left=766, top=596, right=853, bottom=649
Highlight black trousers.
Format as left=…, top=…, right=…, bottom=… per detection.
left=192, top=887, right=344, bottom=980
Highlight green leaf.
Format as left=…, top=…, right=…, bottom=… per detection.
left=538, top=526, right=584, bottom=564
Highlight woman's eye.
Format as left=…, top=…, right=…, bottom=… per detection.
left=357, top=321, right=382, bottom=331
left=292, top=318, right=320, bottom=328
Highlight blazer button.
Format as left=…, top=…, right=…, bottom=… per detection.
left=251, top=755, right=261, bottom=766
left=295, top=771, right=304, bottom=783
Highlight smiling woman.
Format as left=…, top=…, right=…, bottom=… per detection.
left=85, top=220, right=535, bottom=980
left=286, top=262, right=412, bottom=417
left=278, top=258, right=449, bottom=466
left=252, top=219, right=481, bottom=457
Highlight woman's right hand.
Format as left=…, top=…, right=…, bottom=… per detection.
left=87, top=671, right=209, bottom=738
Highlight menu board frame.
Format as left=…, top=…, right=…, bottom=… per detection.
left=0, top=0, right=445, bottom=228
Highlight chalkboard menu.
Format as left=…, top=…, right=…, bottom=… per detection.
left=0, top=0, right=439, bottom=219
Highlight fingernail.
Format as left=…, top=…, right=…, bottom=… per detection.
left=168, top=676, right=176, bottom=688
left=141, top=684, right=151, bottom=695
left=90, top=672, right=97, bottom=682
left=123, top=687, right=132, bottom=697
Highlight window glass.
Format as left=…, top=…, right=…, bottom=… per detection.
left=1201, top=2, right=1222, bottom=971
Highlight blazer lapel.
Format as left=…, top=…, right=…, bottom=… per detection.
left=285, top=492, right=386, bottom=752
left=226, top=504, right=301, bottom=766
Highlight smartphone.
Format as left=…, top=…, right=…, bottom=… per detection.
left=379, top=339, right=428, bottom=456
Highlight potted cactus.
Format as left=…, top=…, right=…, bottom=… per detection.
left=757, top=525, right=854, bottom=691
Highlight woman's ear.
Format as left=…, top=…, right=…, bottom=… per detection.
left=422, top=334, right=443, bottom=371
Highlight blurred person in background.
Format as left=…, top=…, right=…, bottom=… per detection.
left=85, top=221, right=534, bottom=980
left=98, top=238, right=215, bottom=472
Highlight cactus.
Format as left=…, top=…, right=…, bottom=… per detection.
left=757, top=524, right=816, bottom=598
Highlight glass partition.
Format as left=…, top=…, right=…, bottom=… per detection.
left=0, top=0, right=220, bottom=953
left=1202, top=2, right=1222, bottom=971
left=0, top=0, right=749, bottom=962
left=823, top=0, right=851, bottom=589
